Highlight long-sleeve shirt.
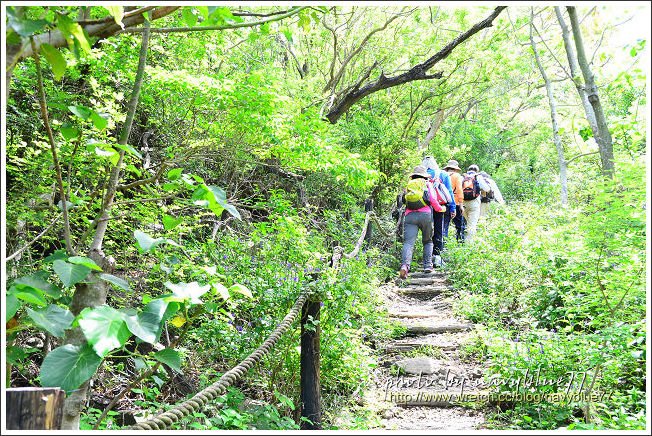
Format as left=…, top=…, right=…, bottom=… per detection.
left=447, top=171, right=464, bottom=206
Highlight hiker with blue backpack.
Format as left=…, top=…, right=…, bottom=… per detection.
left=421, top=156, right=456, bottom=268
left=398, top=165, right=446, bottom=279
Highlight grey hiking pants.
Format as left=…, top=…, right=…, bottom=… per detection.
left=401, top=210, right=434, bottom=271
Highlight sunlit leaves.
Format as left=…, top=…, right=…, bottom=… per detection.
left=40, top=43, right=67, bottom=80
left=192, top=184, right=241, bottom=219
left=99, top=273, right=131, bottom=291
left=68, top=256, right=102, bottom=271
left=134, top=230, right=181, bottom=253
left=154, top=348, right=182, bottom=372
left=78, top=305, right=131, bottom=357
left=104, top=6, right=124, bottom=29
left=164, top=281, right=210, bottom=305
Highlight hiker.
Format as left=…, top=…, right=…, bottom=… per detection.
left=443, top=159, right=466, bottom=243
left=421, top=156, right=456, bottom=268
left=398, top=165, right=445, bottom=279
left=479, top=171, right=505, bottom=217
left=461, top=164, right=491, bottom=242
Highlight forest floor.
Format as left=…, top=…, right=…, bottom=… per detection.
left=360, top=270, right=489, bottom=431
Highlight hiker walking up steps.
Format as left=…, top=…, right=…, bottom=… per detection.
left=443, top=159, right=466, bottom=243
left=422, top=156, right=456, bottom=268
left=461, top=164, right=491, bottom=243
left=398, top=165, right=445, bottom=279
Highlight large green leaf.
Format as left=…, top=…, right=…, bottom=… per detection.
left=99, top=273, right=131, bottom=291
left=192, top=184, right=240, bottom=220
left=104, top=5, right=124, bottom=28
left=153, top=348, right=182, bottom=372
left=53, top=259, right=91, bottom=287
left=164, top=281, right=210, bottom=305
left=14, top=273, right=61, bottom=298
left=162, top=214, right=182, bottom=230
left=123, top=299, right=168, bottom=344
left=68, top=105, right=92, bottom=120
left=10, top=286, right=47, bottom=307
left=229, top=283, right=253, bottom=299
left=40, top=344, right=103, bottom=393
left=113, top=143, right=142, bottom=159
left=68, top=256, right=103, bottom=271
left=26, top=305, right=74, bottom=338
left=6, top=294, right=21, bottom=322
left=40, top=43, right=67, bottom=80
left=78, top=306, right=131, bottom=357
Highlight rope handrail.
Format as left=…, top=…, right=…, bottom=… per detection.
left=130, top=289, right=311, bottom=430
left=128, top=204, right=394, bottom=430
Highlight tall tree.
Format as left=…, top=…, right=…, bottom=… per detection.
left=530, top=9, right=567, bottom=206
left=565, top=6, right=615, bottom=176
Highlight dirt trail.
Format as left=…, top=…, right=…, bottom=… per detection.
left=363, top=270, right=487, bottom=431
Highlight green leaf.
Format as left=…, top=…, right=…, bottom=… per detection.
left=68, top=256, right=103, bottom=271
left=58, top=14, right=91, bottom=54
left=134, top=230, right=180, bottom=253
left=164, top=281, right=210, bottom=305
left=162, top=214, right=182, bottom=230
left=6, top=294, right=21, bottom=322
left=90, top=111, right=108, bottom=130
left=153, top=349, right=182, bottom=372
left=182, top=8, right=198, bottom=27
left=40, top=43, right=67, bottom=80
left=99, top=273, right=131, bottom=291
left=78, top=306, right=131, bottom=357
left=44, top=249, right=68, bottom=263
left=40, top=343, right=103, bottom=392
left=229, top=283, right=253, bottom=299
left=92, top=145, right=120, bottom=166
left=53, top=259, right=91, bottom=287
left=60, top=123, right=80, bottom=140
left=167, top=168, right=183, bottom=180
left=68, top=105, right=92, bottom=120
left=14, top=273, right=61, bottom=298
left=104, top=6, right=124, bottom=28
left=10, top=286, right=47, bottom=307
left=113, top=143, right=142, bottom=159
left=9, top=17, right=49, bottom=37
left=26, top=305, right=74, bottom=337
left=124, top=299, right=170, bottom=343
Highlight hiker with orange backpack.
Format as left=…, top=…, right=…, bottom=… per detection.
left=421, top=156, right=456, bottom=268
left=398, top=165, right=446, bottom=279
left=443, top=159, right=466, bottom=243
left=461, top=164, right=491, bottom=242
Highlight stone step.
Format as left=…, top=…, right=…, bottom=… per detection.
left=403, top=277, right=448, bottom=287
left=388, top=311, right=442, bottom=319
left=396, top=286, right=449, bottom=297
left=384, top=342, right=458, bottom=353
left=409, top=271, right=447, bottom=279
left=404, top=324, right=474, bottom=336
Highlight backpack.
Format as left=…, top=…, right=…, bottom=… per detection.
left=405, top=177, right=430, bottom=210
left=462, top=173, right=480, bottom=200
left=430, top=171, right=453, bottom=205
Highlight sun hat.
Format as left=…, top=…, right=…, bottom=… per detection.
left=410, top=165, right=430, bottom=179
left=443, top=159, right=461, bottom=171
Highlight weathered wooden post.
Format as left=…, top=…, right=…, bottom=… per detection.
left=6, top=387, right=65, bottom=430
left=300, top=298, right=321, bottom=429
left=364, top=198, right=373, bottom=247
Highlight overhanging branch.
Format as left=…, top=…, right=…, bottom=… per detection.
left=324, top=6, right=507, bottom=124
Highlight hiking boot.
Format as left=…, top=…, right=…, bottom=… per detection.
left=424, top=264, right=434, bottom=273
left=399, top=265, right=409, bottom=279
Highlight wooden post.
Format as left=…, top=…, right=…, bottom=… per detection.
left=300, top=298, right=321, bottom=429
left=6, top=387, right=65, bottom=430
left=364, top=198, right=373, bottom=247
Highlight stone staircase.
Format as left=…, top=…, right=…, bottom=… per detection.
left=365, top=270, right=486, bottom=431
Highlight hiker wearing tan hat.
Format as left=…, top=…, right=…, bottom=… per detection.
left=397, top=165, right=445, bottom=279
left=444, top=159, right=466, bottom=243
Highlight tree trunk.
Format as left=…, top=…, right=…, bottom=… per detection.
left=566, top=7, right=615, bottom=177
left=60, top=19, right=151, bottom=431
left=530, top=10, right=567, bottom=206
left=554, top=8, right=599, bottom=154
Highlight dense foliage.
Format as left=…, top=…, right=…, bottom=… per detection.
left=3, top=3, right=648, bottom=431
